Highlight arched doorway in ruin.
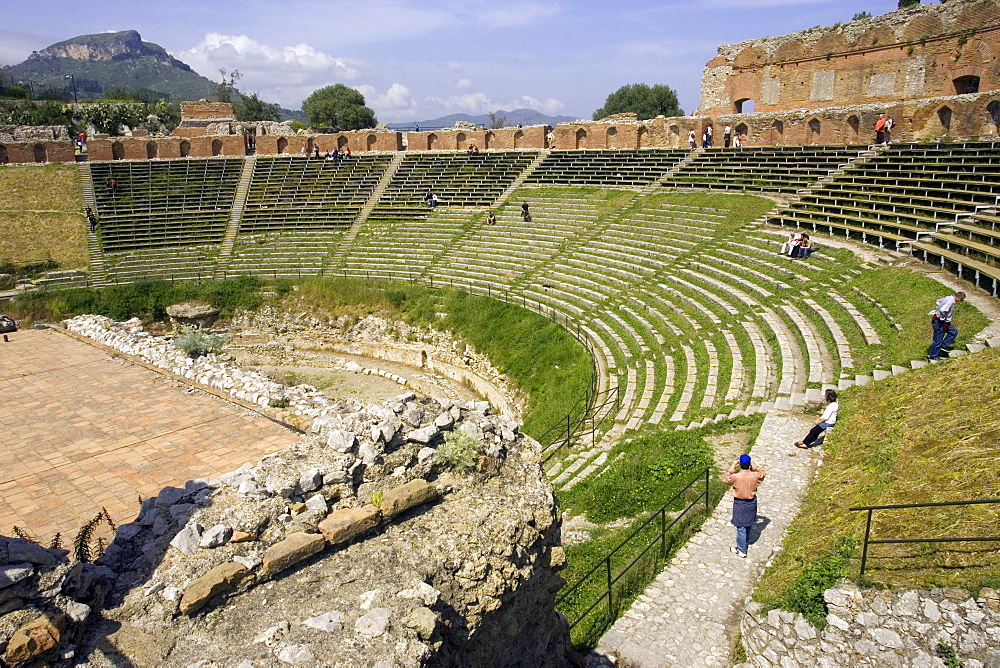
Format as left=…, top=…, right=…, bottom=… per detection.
left=638, top=126, right=649, bottom=148
left=954, top=75, right=981, bottom=95
left=988, top=100, right=1000, bottom=134
left=180, top=140, right=191, bottom=157
left=0, top=145, right=7, bottom=164
left=337, top=136, right=349, bottom=150
left=735, top=98, right=755, bottom=114
left=456, top=132, right=467, bottom=150
left=367, top=134, right=377, bottom=151
left=211, top=139, right=223, bottom=156
left=112, top=142, right=125, bottom=160
left=484, top=131, right=494, bottom=149
left=769, top=120, right=784, bottom=146
left=513, top=130, right=523, bottom=149
left=846, top=116, right=860, bottom=143
left=427, top=133, right=438, bottom=150
left=808, top=118, right=821, bottom=143
left=146, top=141, right=158, bottom=159
left=277, top=137, right=288, bottom=154
left=735, top=123, right=748, bottom=145
left=32, top=144, right=46, bottom=163
left=575, top=128, right=586, bottom=149
left=606, top=127, right=617, bottom=148
left=937, top=106, right=953, bottom=133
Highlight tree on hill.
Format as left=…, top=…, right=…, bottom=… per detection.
left=593, top=83, right=683, bottom=121
left=217, top=68, right=242, bottom=104
left=898, top=0, right=920, bottom=7
left=234, top=92, right=280, bottom=122
left=302, top=84, right=376, bottom=131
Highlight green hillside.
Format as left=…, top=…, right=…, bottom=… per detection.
left=6, top=30, right=218, bottom=102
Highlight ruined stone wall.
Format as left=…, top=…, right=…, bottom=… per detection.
left=741, top=581, right=1000, bottom=666
left=87, top=135, right=247, bottom=160
left=407, top=125, right=547, bottom=151
left=699, top=0, right=1000, bottom=117
left=178, top=101, right=237, bottom=124
left=553, top=115, right=710, bottom=149
left=311, top=130, right=403, bottom=154
left=0, top=141, right=75, bottom=164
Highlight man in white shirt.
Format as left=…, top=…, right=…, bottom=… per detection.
left=928, top=291, right=966, bottom=361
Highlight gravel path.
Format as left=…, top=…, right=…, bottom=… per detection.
left=591, top=411, right=821, bottom=667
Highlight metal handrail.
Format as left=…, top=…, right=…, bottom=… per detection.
left=850, top=498, right=1000, bottom=580
left=556, top=468, right=715, bottom=635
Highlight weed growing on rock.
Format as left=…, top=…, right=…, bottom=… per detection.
left=436, top=431, right=482, bottom=473
left=173, top=327, right=227, bottom=357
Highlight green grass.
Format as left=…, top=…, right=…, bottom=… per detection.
left=754, top=349, right=1000, bottom=623
left=852, top=266, right=988, bottom=364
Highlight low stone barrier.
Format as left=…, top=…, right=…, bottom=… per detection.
left=741, top=581, right=1000, bottom=667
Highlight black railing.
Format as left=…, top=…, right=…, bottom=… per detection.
left=850, top=498, right=1000, bottom=580
left=556, top=468, right=718, bottom=644
left=538, top=385, right=619, bottom=464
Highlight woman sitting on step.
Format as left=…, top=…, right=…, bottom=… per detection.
left=796, top=389, right=837, bottom=448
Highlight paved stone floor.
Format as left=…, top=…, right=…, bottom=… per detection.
left=0, top=328, right=299, bottom=541
left=594, top=411, right=820, bottom=667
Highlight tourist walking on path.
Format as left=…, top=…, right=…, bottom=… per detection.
left=85, top=207, right=98, bottom=233
left=928, top=291, right=966, bottom=360
left=521, top=202, right=531, bottom=222
left=722, top=454, right=766, bottom=558
left=796, top=389, right=838, bottom=449
left=688, top=130, right=696, bottom=149
left=723, top=125, right=732, bottom=148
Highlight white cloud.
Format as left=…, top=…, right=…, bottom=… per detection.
left=175, top=33, right=372, bottom=105
left=358, top=82, right=565, bottom=122
left=464, top=1, right=560, bottom=28
left=455, top=78, right=473, bottom=89
left=356, top=83, right=417, bottom=116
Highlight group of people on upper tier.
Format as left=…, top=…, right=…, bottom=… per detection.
left=874, top=113, right=895, bottom=144
left=688, top=126, right=744, bottom=149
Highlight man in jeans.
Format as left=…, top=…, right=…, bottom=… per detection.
left=722, top=454, right=766, bottom=558
left=928, top=291, right=965, bottom=361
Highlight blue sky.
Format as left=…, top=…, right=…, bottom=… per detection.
left=1, top=0, right=914, bottom=122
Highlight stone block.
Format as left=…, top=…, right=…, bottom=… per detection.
left=179, top=562, right=248, bottom=615
left=378, top=479, right=439, bottom=519
left=3, top=614, right=66, bottom=664
left=318, top=506, right=381, bottom=545
left=261, top=532, right=326, bottom=578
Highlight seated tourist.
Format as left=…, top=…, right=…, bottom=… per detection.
left=780, top=232, right=800, bottom=255
left=794, top=234, right=814, bottom=259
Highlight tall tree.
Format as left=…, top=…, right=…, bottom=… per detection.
left=302, top=84, right=376, bottom=130
left=593, top=83, right=683, bottom=121
left=898, top=0, right=920, bottom=7
left=234, top=92, right=280, bottom=122
left=217, top=68, right=242, bottom=104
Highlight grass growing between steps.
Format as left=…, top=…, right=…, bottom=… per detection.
left=753, top=348, right=1000, bottom=627
left=851, top=265, right=988, bottom=365
left=557, top=415, right=763, bottom=649
left=0, top=163, right=87, bottom=269
left=509, top=186, right=635, bottom=217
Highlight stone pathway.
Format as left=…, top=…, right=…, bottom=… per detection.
left=0, top=329, right=299, bottom=541
left=593, top=411, right=820, bottom=667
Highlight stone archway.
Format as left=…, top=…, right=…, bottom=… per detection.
left=735, top=123, right=748, bottom=145
left=32, top=144, right=46, bottom=163
left=180, top=140, right=191, bottom=157
left=367, top=134, right=377, bottom=150
left=277, top=137, right=288, bottom=154
left=988, top=100, right=1000, bottom=134
left=513, top=130, right=523, bottom=149
left=146, top=141, right=158, bottom=159
left=456, top=132, right=467, bottom=150
left=735, top=98, right=755, bottom=114
left=211, top=139, right=223, bottom=156
left=770, top=120, right=784, bottom=146
left=112, top=142, right=125, bottom=160
left=808, top=118, right=821, bottom=143
left=484, top=131, right=494, bottom=149
left=337, top=136, right=348, bottom=150
left=846, top=116, right=860, bottom=143
left=954, top=75, right=981, bottom=95
left=606, top=126, right=617, bottom=148
left=938, top=106, right=953, bottom=132
left=427, top=133, right=438, bottom=150
left=638, top=126, right=648, bottom=149
left=575, top=128, right=586, bottom=149
left=0, top=145, right=7, bottom=164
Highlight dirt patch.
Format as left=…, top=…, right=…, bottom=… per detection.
left=705, top=431, right=752, bottom=472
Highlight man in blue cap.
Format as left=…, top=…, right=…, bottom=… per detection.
left=722, top=454, right=766, bottom=558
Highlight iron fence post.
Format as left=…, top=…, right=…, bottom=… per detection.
left=705, top=468, right=710, bottom=513
left=660, top=506, right=667, bottom=557
left=859, top=508, right=874, bottom=580
left=605, top=556, right=613, bottom=621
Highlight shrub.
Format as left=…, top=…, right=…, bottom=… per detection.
left=173, top=327, right=227, bottom=357
left=436, top=430, right=482, bottom=472
left=777, top=536, right=856, bottom=626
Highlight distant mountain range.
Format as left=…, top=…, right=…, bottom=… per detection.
left=388, top=109, right=579, bottom=131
